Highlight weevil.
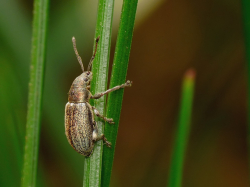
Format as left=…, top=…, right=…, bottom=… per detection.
left=65, top=36, right=132, bottom=157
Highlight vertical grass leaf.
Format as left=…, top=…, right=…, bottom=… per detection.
left=101, top=0, right=138, bottom=186
left=168, top=69, right=196, bottom=187
left=21, top=0, right=49, bottom=186
left=83, top=0, right=114, bottom=186
left=241, top=0, right=250, bottom=175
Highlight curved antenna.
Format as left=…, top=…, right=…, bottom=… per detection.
left=87, top=36, right=100, bottom=71
left=72, top=37, right=84, bottom=72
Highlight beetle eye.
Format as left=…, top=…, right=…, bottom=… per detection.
left=86, top=71, right=90, bottom=75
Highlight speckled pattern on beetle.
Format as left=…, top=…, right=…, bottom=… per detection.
left=65, top=36, right=132, bottom=157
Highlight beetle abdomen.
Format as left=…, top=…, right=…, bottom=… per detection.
left=65, top=102, right=94, bottom=156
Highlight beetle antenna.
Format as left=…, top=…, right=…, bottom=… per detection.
left=72, top=37, right=84, bottom=72
left=87, top=36, right=100, bottom=71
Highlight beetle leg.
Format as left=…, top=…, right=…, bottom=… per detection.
left=92, top=106, right=115, bottom=124
left=91, top=80, right=132, bottom=99
left=96, top=134, right=111, bottom=148
left=92, top=121, right=111, bottom=148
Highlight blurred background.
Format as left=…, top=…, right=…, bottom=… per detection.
left=0, top=0, right=248, bottom=186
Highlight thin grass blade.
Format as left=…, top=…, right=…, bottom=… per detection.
left=83, top=0, right=114, bottom=186
left=101, top=0, right=138, bottom=186
left=21, top=0, right=49, bottom=186
left=168, top=69, right=196, bottom=187
left=241, top=0, right=250, bottom=177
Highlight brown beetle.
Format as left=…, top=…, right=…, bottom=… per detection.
left=65, top=36, right=132, bottom=156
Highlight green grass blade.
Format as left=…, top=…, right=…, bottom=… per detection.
left=241, top=0, right=250, bottom=176
left=21, top=0, right=49, bottom=186
left=83, top=0, right=114, bottom=186
left=168, top=69, right=196, bottom=187
left=101, top=0, right=138, bottom=186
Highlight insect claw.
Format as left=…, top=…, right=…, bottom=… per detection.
left=108, top=119, right=115, bottom=124
left=125, top=80, right=132, bottom=87
left=105, top=141, right=112, bottom=148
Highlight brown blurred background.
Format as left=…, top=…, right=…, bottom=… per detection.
left=111, top=1, right=248, bottom=186
left=0, top=0, right=248, bottom=186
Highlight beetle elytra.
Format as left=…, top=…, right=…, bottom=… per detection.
left=65, top=36, right=132, bottom=156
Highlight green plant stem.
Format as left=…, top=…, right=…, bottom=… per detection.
left=21, top=0, right=49, bottom=186
left=101, top=0, right=138, bottom=186
left=83, top=0, right=114, bottom=186
left=241, top=0, right=250, bottom=178
left=168, top=69, right=195, bottom=187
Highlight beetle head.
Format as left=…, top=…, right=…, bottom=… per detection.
left=81, top=71, right=93, bottom=84
left=71, top=71, right=92, bottom=89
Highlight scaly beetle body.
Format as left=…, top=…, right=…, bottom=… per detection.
left=65, top=36, right=132, bottom=157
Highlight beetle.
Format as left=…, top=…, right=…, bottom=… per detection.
left=65, top=36, right=132, bottom=156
